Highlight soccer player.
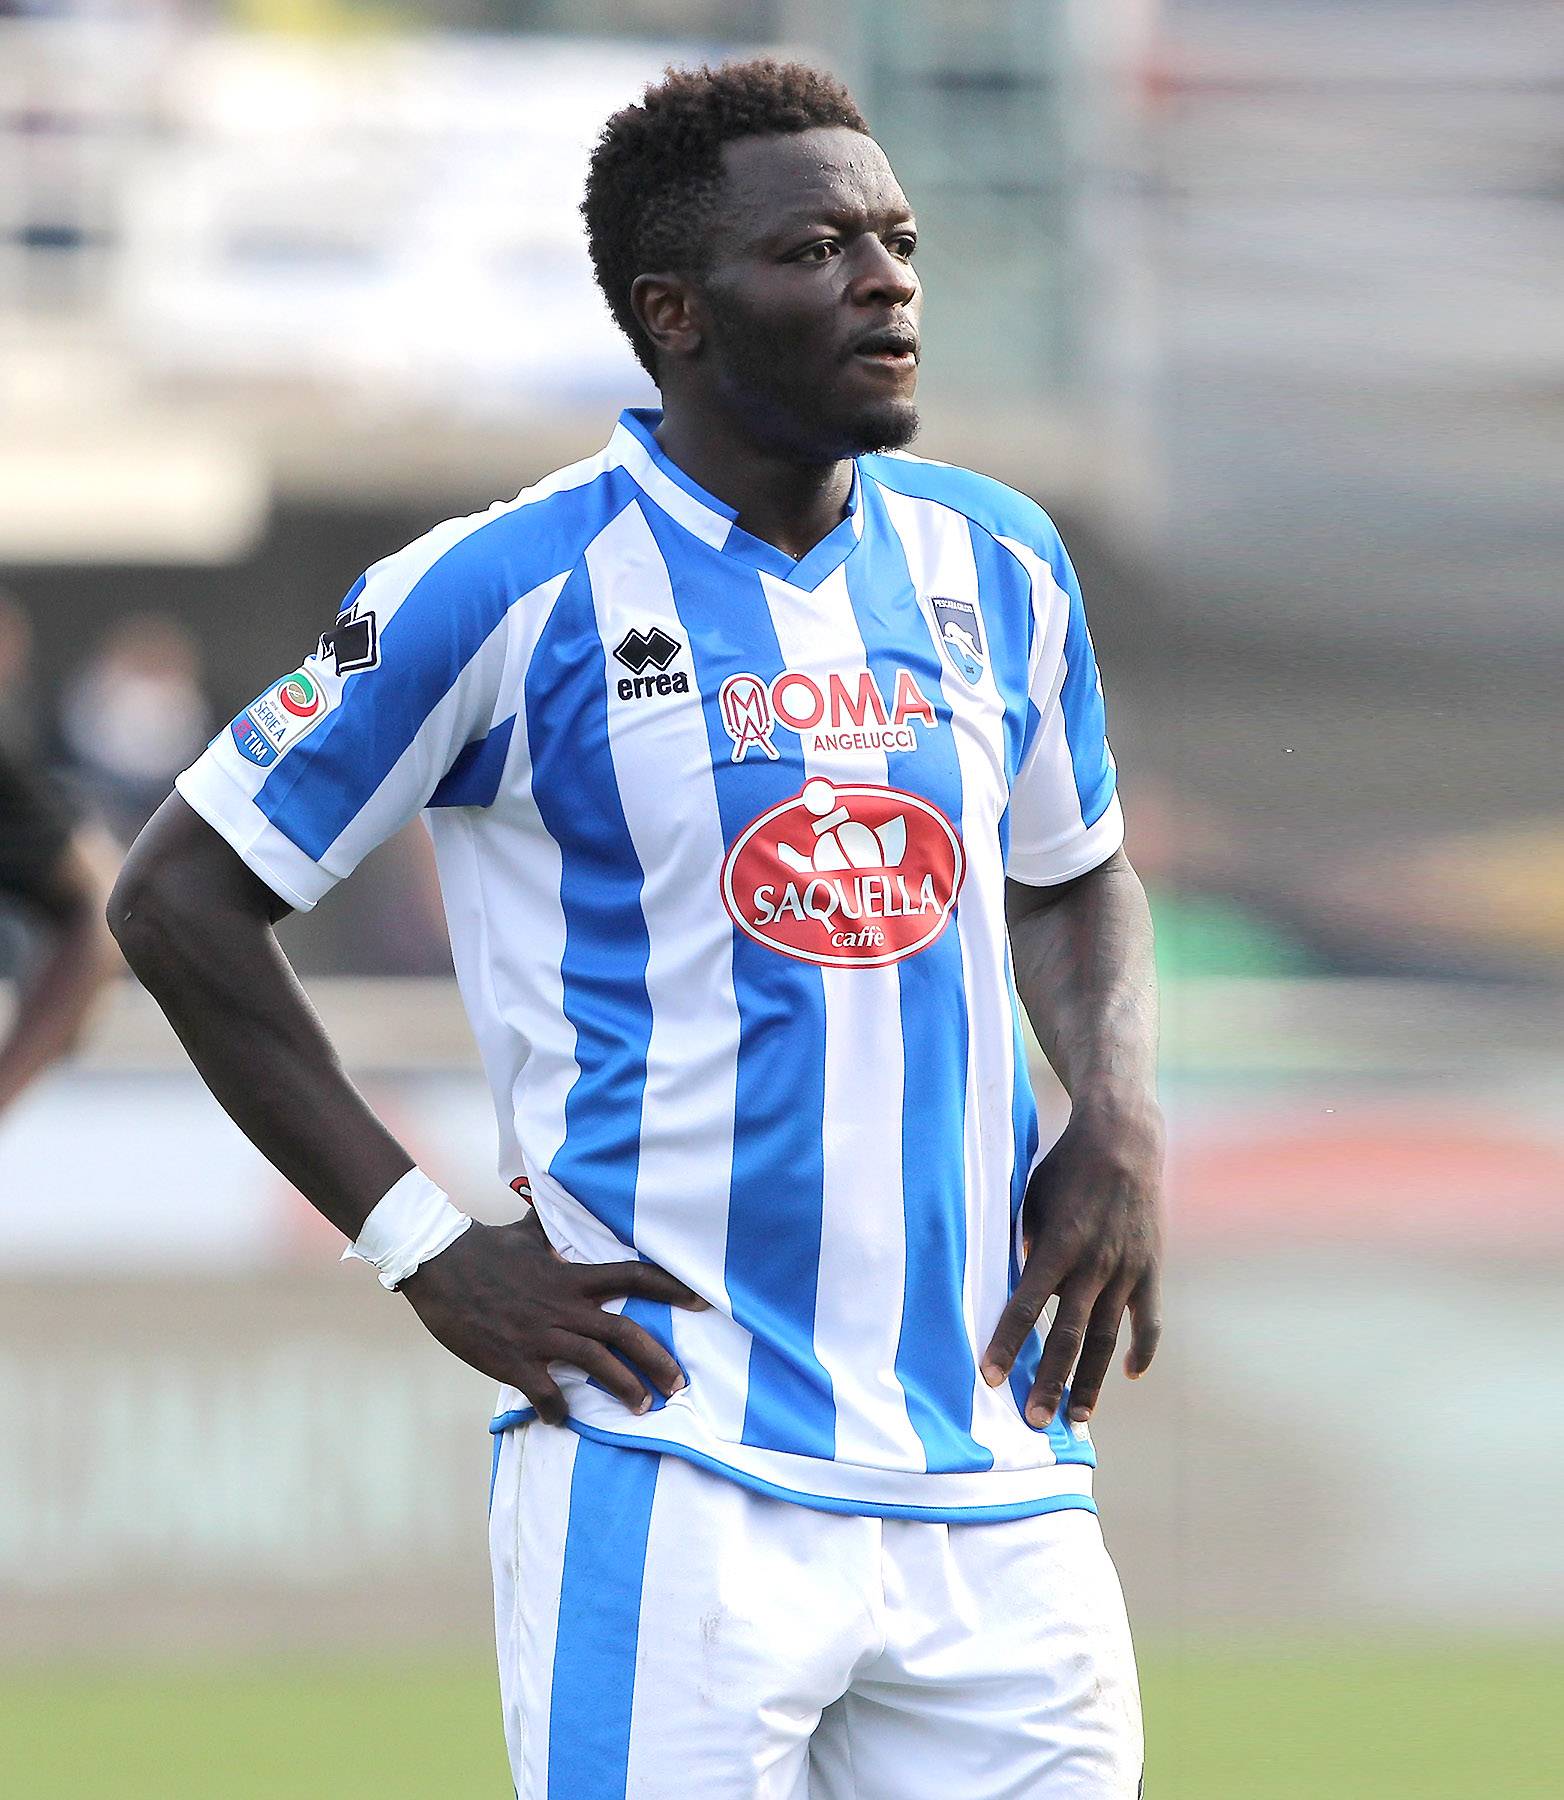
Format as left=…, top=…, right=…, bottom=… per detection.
left=110, top=61, right=1163, bottom=1798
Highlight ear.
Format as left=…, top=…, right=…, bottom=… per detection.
left=630, top=273, right=703, bottom=364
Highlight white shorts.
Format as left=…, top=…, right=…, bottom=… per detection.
left=488, top=1422, right=1142, bottom=1799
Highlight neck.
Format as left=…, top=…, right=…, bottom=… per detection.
left=654, top=402, right=853, bottom=563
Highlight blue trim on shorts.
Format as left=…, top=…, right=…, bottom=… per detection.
left=487, top=1411, right=1098, bottom=1525
left=491, top=1407, right=538, bottom=1432
left=547, top=1436, right=660, bottom=1797
left=488, top=1428, right=504, bottom=1516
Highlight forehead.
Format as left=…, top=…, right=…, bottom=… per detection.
left=715, top=126, right=911, bottom=241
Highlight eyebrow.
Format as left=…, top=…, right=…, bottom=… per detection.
left=756, top=201, right=917, bottom=243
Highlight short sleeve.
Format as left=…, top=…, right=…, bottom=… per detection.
left=176, top=513, right=520, bottom=912
left=998, top=526, right=1124, bottom=886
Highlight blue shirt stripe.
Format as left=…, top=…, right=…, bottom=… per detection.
left=427, top=713, right=514, bottom=808
left=525, top=555, right=652, bottom=1251
left=525, top=549, right=681, bottom=1397
left=966, top=520, right=1034, bottom=790
left=860, top=453, right=1059, bottom=550
left=640, top=503, right=837, bottom=1462
left=255, top=471, right=629, bottom=859
left=865, top=455, right=1115, bottom=831
left=1052, top=544, right=1116, bottom=826
left=846, top=483, right=990, bottom=1474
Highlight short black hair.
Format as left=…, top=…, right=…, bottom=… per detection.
left=582, top=58, right=870, bottom=377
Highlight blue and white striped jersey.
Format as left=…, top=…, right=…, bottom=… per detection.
left=179, top=408, right=1124, bottom=1522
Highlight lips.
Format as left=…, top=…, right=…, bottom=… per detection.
left=849, top=325, right=920, bottom=363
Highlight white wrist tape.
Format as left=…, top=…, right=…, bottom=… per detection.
left=342, top=1168, right=472, bottom=1291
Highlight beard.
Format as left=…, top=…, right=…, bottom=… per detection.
left=702, top=287, right=920, bottom=460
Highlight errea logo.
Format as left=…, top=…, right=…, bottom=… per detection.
left=612, top=625, right=690, bottom=701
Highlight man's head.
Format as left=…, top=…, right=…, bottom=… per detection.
left=583, top=60, right=922, bottom=460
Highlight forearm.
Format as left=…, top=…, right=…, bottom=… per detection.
left=106, top=798, right=700, bottom=1422
left=1006, top=850, right=1160, bottom=1117
left=110, top=806, right=413, bottom=1238
left=987, top=850, right=1166, bottom=1413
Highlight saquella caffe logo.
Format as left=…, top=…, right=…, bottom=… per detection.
left=721, top=779, right=965, bottom=969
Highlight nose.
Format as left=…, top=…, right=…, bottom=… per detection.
left=848, top=237, right=919, bottom=310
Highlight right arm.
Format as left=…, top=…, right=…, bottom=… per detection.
left=109, top=793, right=696, bottom=1423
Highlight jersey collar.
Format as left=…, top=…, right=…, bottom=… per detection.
left=609, top=407, right=864, bottom=593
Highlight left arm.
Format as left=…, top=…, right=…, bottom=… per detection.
left=981, top=848, right=1164, bottom=1425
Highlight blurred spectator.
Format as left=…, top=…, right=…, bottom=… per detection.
left=54, top=611, right=214, bottom=842
left=0, top=744, right=120, bottom=1123
left=0, top=594, right=40, bottom=761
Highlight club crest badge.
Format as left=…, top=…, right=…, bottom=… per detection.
left=930, top=596, right=985, bottom=686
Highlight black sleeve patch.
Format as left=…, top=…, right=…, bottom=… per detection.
left=318, top=599, right=380, bottom=676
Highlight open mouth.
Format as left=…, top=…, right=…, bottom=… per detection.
left=850, top=329, right=920, bottom=365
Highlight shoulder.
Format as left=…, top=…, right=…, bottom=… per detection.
left=859, top=450, right=1069, bottom=572
left=362, top=452, right=638, bottom=621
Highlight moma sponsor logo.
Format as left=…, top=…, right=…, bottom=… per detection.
left=721, top=778, right=964, bottom=968
left=718, top=666, right=937, bottom=762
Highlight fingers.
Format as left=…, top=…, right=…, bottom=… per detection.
left=549, top=1333, right=654, bottom=1415
left=582, top=1258, right=709, bottom=1311
left=548, top=1317, right=690, bottom=1414
left=1125, top=1271, right=1163, bottom=1378
left=1065, top=1285, right=1131, bottom=1423
left=516, top=1213, right=705, bottom=1311
left=1025, top=1279, right=1098, bottom=1428
left=599, top=1312, right=687, bottom=1399
left=529, top=1242, right=696, bottom=1414
left=981, top=1258, right=1066, bottom=1386
left=516, top=1317, right=686, bottom=1425
left=521, top=1369, right=567, bottom=1427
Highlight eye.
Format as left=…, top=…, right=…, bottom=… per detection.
left=887, top=232, right=918, bottom=259
left=791, top=239, right=841, bottom=263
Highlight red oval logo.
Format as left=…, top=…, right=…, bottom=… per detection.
left=721, top=780, right=965, bottom=968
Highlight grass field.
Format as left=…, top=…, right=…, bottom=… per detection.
left=3, top=1642, right=1559, bottom=1796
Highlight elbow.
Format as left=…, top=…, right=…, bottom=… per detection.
left=107, top=826, right=276, bottom=997
left=106, top=797, right=285, bottom=992
left=105, top=855, right=139, bottom=944
left=106, top=858, right=182, bottom=983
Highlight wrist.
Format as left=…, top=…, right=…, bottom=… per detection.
left=341, top=1167, right=472, bottom=1290
left=1068, top=1081, right=1163, bottom=1146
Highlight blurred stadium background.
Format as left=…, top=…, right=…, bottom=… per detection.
left=2, top=0, right=1560, bottom=1794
